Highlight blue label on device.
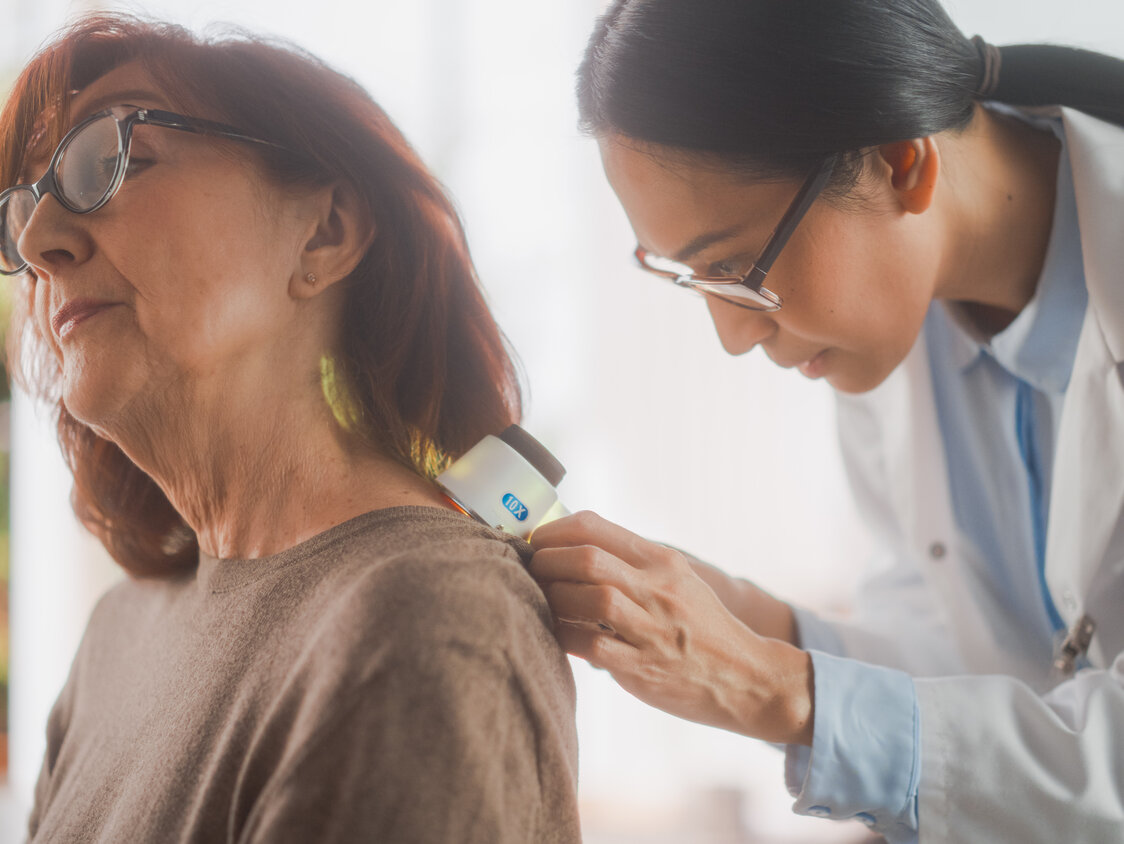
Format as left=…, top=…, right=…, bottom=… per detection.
left=502, top=493, right=529, bottom=521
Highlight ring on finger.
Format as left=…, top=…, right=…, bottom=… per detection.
left=555, top=615, right=616, bottom=634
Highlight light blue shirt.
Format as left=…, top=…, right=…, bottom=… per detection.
left=784, top=109, right=1087, bottom=842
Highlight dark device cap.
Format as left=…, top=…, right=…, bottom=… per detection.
left=498, top=425, right=566, bottom=487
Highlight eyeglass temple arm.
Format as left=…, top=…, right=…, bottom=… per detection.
left=746, top=153, right=839, bottom=288
left=137, top=108, right=290, bottom=151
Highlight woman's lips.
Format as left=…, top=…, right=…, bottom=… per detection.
left=51, top=299, right=118, bottom=340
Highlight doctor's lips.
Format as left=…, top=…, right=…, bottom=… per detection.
left=798, top=350, right=829, bottom=379
left=770, top=348, right=830, bottom=377
left=51, top=298, right=119, bottom=340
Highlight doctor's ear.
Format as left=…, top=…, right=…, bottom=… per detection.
left=291, top=181, right=376, bottom=299
left=877, top=138, right=940, bottom=215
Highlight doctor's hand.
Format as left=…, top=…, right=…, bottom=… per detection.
left=683, top=554, right=801, bottom=645
left=529, top=510, right=815, bottom=747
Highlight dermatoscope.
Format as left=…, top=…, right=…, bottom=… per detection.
left=436, top=424, right=569, bottom=540
left=436, top=427, right=614, bottom=634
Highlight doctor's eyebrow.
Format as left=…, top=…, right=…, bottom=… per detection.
left=671, top=222, right=752, bottom=263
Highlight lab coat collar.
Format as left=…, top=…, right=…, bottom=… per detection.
left=1062, top=107, right=1124, bottom=364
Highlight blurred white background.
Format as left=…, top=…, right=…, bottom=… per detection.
left=1, top=0, right=1122, bottom=842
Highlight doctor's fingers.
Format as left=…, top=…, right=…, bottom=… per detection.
left=543, top=580, right=655, bottom=646
left=553, top=622, right=640, bottom=672
left=528, top=543, right=642, bottom=595
left=530, top=510, right=686, bottom=574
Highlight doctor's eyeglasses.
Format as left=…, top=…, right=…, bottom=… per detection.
left=0, top=105, right=290, bottom=276
left=634, top=153, right=839, bottom=312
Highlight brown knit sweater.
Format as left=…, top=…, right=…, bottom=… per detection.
left=28, top=506, right=580, bottom=843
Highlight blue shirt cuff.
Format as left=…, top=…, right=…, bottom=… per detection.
left=785, top=651, right=920, bottom=842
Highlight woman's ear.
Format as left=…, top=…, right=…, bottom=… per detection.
left=291, top=182, right=376, bottom=299
left=877, top=137, right=940, bottom=215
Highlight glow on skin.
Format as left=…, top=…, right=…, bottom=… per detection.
left=531, top=106, right=1061, bottom=746
left=18, top=61, right=453, bottom=561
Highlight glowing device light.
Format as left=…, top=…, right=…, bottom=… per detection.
left=436, top=425, right=568, bottom=539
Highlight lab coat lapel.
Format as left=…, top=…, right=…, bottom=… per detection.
left=853, top=336, right=953, bottom=560
left=1044, top=109, right=1124, bottom=658
left=898, top=343, right=956, bottom=564
left=1046, top=316, right=1124, bottom=635
left=883, top=337, right=1004, bottom=662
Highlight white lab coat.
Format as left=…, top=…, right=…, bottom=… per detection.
left=828, top=107, right=1124, bottom=842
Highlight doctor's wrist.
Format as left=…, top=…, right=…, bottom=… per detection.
left=778, top=643, right=816, bottom=746
left=737, top=582, right=799, bottom=645
left=735, top=639, right=815, bottom=746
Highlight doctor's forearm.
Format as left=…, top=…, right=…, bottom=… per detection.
left=687, top=559, right=799, bottom=644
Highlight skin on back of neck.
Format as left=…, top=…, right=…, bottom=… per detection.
left=936, top=104, right=1062, bottom=337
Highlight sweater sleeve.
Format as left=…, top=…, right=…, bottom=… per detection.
left=235, top=547, right=580, bottom=844
left=27, top=623, right=85, bottom=843
left=26, top=723, right=55, bottom=842
left=238, top=644, right=571, bottom=844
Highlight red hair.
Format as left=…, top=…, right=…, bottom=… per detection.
left=1, top=14, right=522, bottom=577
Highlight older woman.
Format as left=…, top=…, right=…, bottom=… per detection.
left=1, top=14, right=579, bottom=843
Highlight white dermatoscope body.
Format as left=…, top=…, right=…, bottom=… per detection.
left=436, top=425, right=569, bottom=540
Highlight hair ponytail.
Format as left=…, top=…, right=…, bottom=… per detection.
left=579, top=0, right=1124, bottom=184
left=993, top=44, right=1124, bottom=128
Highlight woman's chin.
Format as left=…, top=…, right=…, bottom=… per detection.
left=60, top=378, right=128, bottom=433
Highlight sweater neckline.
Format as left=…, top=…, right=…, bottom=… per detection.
left=195, top=505, right=481, bottom=593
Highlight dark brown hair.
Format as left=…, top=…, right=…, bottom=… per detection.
left=1, top=14, right=522, bottom=577
left=579, top=0, right=1124, bottom=185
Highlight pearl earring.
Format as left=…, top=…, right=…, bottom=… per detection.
left=305, top=272, right=318, bottom=285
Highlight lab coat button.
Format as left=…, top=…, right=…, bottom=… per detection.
left=808, top=806, right=832, bottom=817
left=928, top=541, right=946, bottom=560
left=855, top=812, right=877, bottom=827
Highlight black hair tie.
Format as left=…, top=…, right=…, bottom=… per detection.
left=971, top=35, right=1002, bottom=99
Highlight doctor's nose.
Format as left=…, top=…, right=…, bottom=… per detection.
left=705, top=294, right=776, bottom=356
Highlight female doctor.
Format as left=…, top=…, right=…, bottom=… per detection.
left=529, top=1, right=1124, bottom=841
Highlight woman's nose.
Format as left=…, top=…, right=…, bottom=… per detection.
left=705, top=294, right=775, bottom=356
left=18, top=193, right=95, bottom=276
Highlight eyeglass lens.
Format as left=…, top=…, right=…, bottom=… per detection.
left=638, top=252, right=774, bottom=308
left=688, top=281, right=765, bottom=304
left=640, top=252, right=694, bottom=278
left=58, top=114, right=124, bottom=211
left=0, top=194, right=34, bottom=273
left=0, top=112, right=124, bottom=274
